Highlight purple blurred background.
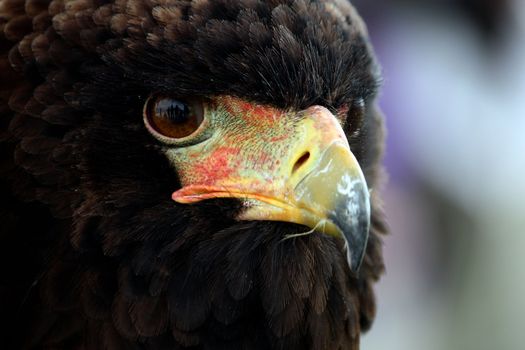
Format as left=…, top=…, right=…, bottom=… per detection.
left=351, top=0, right=525, bottom=349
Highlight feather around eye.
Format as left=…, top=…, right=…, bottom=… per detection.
left=144, top=95, right=204, bottom=139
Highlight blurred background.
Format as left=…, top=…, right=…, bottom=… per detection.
left=351, top=0, right=525, bottom=349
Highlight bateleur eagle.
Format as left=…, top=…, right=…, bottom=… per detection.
left=0, top=0, right=387, bottom=349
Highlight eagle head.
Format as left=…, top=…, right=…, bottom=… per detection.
left=0, top=0, right=386, bottom=349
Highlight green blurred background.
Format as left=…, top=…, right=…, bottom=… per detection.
left=351, top=0, right=525, bottom=349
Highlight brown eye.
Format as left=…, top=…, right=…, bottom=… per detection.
left=144, top=95, right=204, bottom=139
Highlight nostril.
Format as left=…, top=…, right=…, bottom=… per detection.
left=292, top=151, right=310, bottom=175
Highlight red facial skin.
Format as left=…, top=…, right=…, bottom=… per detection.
left=164, top=96, right=349, bottom=204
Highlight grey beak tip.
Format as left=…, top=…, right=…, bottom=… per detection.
left=345, top=236, right=368, bottom=273
left=330, top=181, right=371, bottom=273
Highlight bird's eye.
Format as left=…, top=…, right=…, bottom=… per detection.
left=346, top=98, right=366, bottom=134
left=144, top=95, right=204, bottom=139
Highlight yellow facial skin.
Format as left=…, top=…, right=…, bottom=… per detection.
left=148, top=96, right=370, bottom=272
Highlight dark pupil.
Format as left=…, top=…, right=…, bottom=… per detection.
left=157, top=99, right=190, bottom=124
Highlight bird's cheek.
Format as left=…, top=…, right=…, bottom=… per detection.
left=164, top=96, right=370, bottom=272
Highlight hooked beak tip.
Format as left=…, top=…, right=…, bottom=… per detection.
left=329, top=179, right=371, bottom=273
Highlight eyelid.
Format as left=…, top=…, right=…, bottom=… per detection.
left=335, top=104, right=351, bottom=125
